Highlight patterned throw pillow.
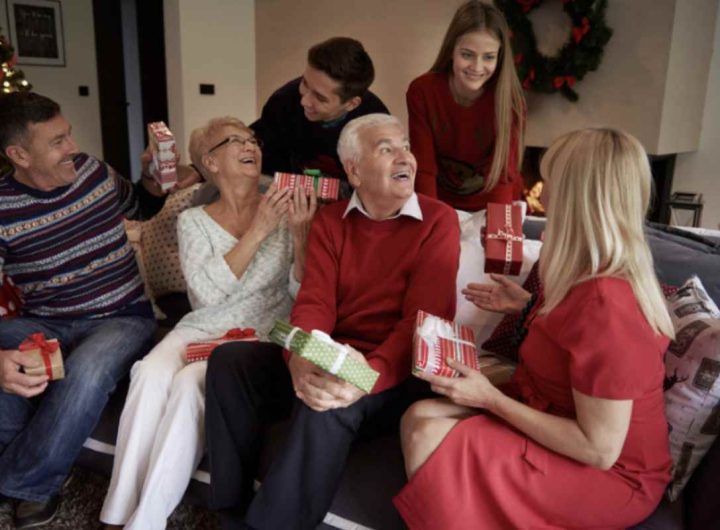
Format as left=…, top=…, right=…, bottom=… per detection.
left=664, top=276, right=720, bottom=500
left=142, top=184, right=200, bottom=297
left=0, top=274, right=22, bottom=318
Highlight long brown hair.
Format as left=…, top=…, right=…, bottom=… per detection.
left=431, top=1, right=525, bottom=192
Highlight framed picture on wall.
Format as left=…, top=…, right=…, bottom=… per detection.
left=5, top=0, right=65, bottom=66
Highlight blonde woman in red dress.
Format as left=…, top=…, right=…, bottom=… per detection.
left=394, top=128, right=675, bottom=529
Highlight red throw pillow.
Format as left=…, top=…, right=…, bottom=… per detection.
left=481, top=265, right=678, bottom=362
left=0, top=274, right=22, bottom=318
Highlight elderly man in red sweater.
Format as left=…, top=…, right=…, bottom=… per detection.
left=204, top=113, right=461, bottom=530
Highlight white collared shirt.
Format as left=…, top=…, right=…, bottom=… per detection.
left=342, top=192, right=423, bottom=221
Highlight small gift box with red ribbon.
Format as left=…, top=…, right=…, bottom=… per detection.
left=484, top=202, right=524, bottom=276
left=185, top=328, right=257, bottom=363
left=273, top=171, right=340, bottom=201
left=147, top=121, right=178, bottom=191
left=19, top=333, right=64, bottom=380
left=413, top=311, right=479, bottom=378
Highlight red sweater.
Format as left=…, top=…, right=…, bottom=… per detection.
left=289, top=195, right=460, bottom=394
left=406, top=71, right=522, bottom=211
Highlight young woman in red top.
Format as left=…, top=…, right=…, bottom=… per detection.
left=407, top=1, right=526, bottom=211
left=394, top=128, right=675, bottom=529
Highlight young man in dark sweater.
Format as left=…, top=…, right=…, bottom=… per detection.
left=205, top=114, right=460, bottom=530
left=251, top=37, right=389, bottom=185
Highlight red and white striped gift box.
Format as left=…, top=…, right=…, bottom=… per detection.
left=185, top=328, right=257, bottom=363
left=273, top=172, right=340, bottom=201
left=413, top=310, right=479, bottom=377
left=148, top=121, right=178, bottom=191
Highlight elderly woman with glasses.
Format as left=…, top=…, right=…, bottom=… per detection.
left=100, top=117, right=316, bottom=530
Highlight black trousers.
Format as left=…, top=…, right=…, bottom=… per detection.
left=205, top=341, right=431, bottom=530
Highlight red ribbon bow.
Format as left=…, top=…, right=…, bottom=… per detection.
left=553, top=75, right=577, bottom=89
left=572, top=17, right=591, bottom=44
left=19, top=332, right=58, bottom=379
left=223, top=328, right=256, bottom=339
left=19, top=333, right=58, bottom=355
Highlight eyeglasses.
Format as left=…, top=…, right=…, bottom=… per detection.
left=207, top=135, right=263, bottom=155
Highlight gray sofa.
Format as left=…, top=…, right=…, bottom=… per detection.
left=76, top=220, right=720, bottom=530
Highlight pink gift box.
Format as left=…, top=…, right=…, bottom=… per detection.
left=147, top=121, right=178, bottom=191
left=413, top=310, right=479, bottom=378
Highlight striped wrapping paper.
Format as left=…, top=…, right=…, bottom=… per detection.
left=148, top=121, right=178, bottom=191
left=185, top=328, right=257, bottom=363
left=273, top=172, right=340, bottom=201
left=413, top=310, right=479, bottom=377
left=268, top=320, right=379, bottom=393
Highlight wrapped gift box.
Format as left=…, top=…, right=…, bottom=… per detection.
left=273, top=172, right=340, bottom=201
left=484, top=202, right=523, bottom=276
left=147, top=121, right=178, bottom=191
left=185, top=328, right=257, bottom=363
left=19, top=333, right=64, bottom=380
left=268, top=320, right=379, bottom=393
left=413, top=310, right=479, bottom=378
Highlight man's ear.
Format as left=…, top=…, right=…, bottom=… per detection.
left=344, top=159, right=361, bottom=189
left=4, top=145, right=31, bottom=169
left=342, top=95, right=362, bottom=114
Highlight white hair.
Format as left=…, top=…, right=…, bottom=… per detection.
left=337, top=113, right=404, bottom=163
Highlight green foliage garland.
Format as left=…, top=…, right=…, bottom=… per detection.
left=497, top=0, right=613, bottom=101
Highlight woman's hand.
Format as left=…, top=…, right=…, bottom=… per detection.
left=416, top=358, right=502, bottom=410
left=248, top=184, right=291, bottom=242
left=461, top=273, right=532, bottom=314
left=288, top=185, right=317, bottom=243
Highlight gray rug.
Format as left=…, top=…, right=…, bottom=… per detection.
left=0, top=467, right=218, bottom=529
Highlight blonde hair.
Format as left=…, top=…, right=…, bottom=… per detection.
left=188, top=116, right=248, bottom=179
left=431, top=0, right=525, bottom=192
left=538, top=128, right=674, bottom=338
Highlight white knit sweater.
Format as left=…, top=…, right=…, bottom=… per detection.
left=175, top=206, right=297, bottom=339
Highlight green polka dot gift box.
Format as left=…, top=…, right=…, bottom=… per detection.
left=269, top=320, right=379, bottom=393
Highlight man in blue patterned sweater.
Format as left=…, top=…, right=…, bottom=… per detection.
left=0, top=92, right=157, bottom=529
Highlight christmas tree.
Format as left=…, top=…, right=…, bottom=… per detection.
left=1, top=34, right=32, bottom=94
left=1, top=33, right=31, bottom=174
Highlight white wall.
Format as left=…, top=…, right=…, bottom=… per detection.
left=163, top=0, right=256, bottom=160
left=0, top=0, right=103, bottom=159
left=673, top=8, right=720, bottom=230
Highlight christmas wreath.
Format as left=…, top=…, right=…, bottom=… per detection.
left=497, top=0, right=613, bottom=101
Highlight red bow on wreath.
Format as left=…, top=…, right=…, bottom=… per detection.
left=517, top=0, right=540, bottom=13
left=523, top=67, right=536, bottom=89
left=553, top=75, right=577, bottom=89
left=572, top=17, right=591, bottom=43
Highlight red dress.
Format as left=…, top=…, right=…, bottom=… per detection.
left=394, top=277, right=672, bottom=529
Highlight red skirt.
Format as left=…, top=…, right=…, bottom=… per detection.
left=393, top=415, right=665, bottom=530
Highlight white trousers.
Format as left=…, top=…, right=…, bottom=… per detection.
left=100, top=326, right=211, bottom=530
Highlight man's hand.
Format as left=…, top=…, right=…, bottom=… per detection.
left=0, top=348, right=49, bottom=398
left=288, top=347, right=367, bottom=411
left=140, top=145, right=202, bottom=196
